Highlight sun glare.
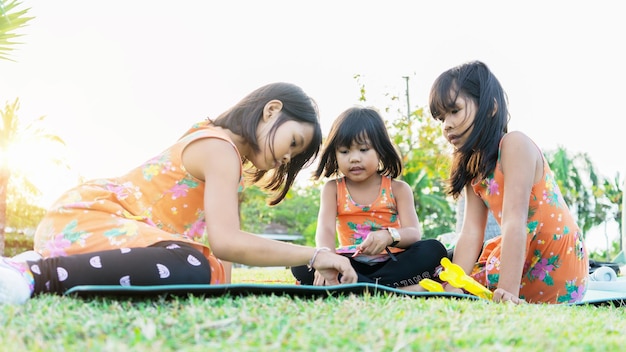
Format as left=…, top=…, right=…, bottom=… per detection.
left=2, top=141, right=40, bottom=177
left=0, top=139, right=77, bottom=207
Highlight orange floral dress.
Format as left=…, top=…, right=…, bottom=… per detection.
left=470, top=138, right=589, bottom=303
left=335, top=176, right=403, bottom=263
left=33, top=121, right=239, bottom=284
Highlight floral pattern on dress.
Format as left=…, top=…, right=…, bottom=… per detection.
left=141, top=152, right=174, bottom=181
left=335, top=176, right=403, bottom=258
left=527, top=250, right=559, bottom=286
left=33, top=123, right=241, bottom=285
left=346, top=220, right=382, bottom=245
left=557, top=280, right=587, bottom=303
left=167, top=176, right=199, bottom=200
left=469, top=135, right=588, bottom=304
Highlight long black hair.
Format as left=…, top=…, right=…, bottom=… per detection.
left=429, top=61, right=509, bottom=198
left=213, top=82, right=323, bottom=205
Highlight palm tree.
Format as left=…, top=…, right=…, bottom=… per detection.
left=546, top=146, right=602, bottom=234
left=0, top=99, right=66, bottom=255
left=600, top=173, right=624, bottom=258
left=0, top=0, right=34, bottom=61
left=1, top=0, right=38, bottom=255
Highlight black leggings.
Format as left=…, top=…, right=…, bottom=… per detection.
left=27, top=241, right=212, bottom=295
left=291, top=238, right=448, bottom=288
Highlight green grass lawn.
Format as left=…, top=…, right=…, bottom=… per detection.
left=1, top=267, right=625, bottom=351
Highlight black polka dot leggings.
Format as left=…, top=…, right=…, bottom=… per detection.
left=27, top=241, right=212, bottom=295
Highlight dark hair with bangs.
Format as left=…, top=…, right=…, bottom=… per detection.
left=314, top=106, right=402, bottom=179
left=212, top=82, right=322, bottom=205
left=429, top=60, right=509, bottom=198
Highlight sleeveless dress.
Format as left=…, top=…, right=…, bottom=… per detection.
left=335, top=176, right=403, bottom=263
left=291, top=175, right=448, bottom=287
left=33, top=121, right=241, bottom=284
left=470, top=137, right=589, bottom=303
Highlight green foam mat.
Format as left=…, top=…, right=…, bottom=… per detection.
left=63, top=282, right=626, bottom=306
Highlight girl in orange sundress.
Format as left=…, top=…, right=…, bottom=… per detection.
left=0, top=82, right=358, bottom=305
left=429, top=61, right=588, bottom=304
left=291, top=106, right=447, bottom=290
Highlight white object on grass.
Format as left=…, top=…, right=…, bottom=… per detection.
left=589, top=266, right=617, bottom=282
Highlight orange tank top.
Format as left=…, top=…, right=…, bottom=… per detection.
left=335, top=176, right=403, bottom=256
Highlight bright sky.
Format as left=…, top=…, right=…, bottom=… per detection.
left=2, top=0, right=625, bottom=222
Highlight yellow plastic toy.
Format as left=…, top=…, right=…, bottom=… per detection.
left=418, top=278, right=445, bottom=292
left=420, top=257, right=494, bottom=300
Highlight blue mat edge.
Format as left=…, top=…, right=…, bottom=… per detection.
left=64, top=283, right=626, bottom=306
left=65, top=283, right=480, bottom=300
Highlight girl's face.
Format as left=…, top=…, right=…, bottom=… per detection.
left=335, top=136, right=380, bottom=181
left=254, top=118, right=315, bottom=170
left=437, top=94, right=477, bottom=149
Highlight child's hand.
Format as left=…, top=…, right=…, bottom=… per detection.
left=312, top=271, right=328, bottom=286
left=357, top=230, right=390, bottom=255
left=492, top=288, right=526, bottom=304
left=313, top=251, right=357, bottom=285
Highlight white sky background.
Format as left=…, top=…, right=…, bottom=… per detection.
left=2, top=1, right=624, bottom=248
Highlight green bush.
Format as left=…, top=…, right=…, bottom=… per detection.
left=4, top=232, right=34, bottom=256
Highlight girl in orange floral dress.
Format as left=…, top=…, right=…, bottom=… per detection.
left=0, top=82, right=358, bottom=305
left=429, top=61, right=588, bottom=304
left=291, top=106, right=447, bottom=290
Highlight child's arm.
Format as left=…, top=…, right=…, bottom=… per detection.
left=357, top=180, right=423, bottom=255
left=453, top=186, right=489, bottom=274
left=390, top=179, right=422, bottom=246
left=497, top=131, right=542, bottom=298
left=315, top=181, right=339, bottom=250
left=184, top=138, right=357, bottom=285
left=313, top=181, right=341, bottom=285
